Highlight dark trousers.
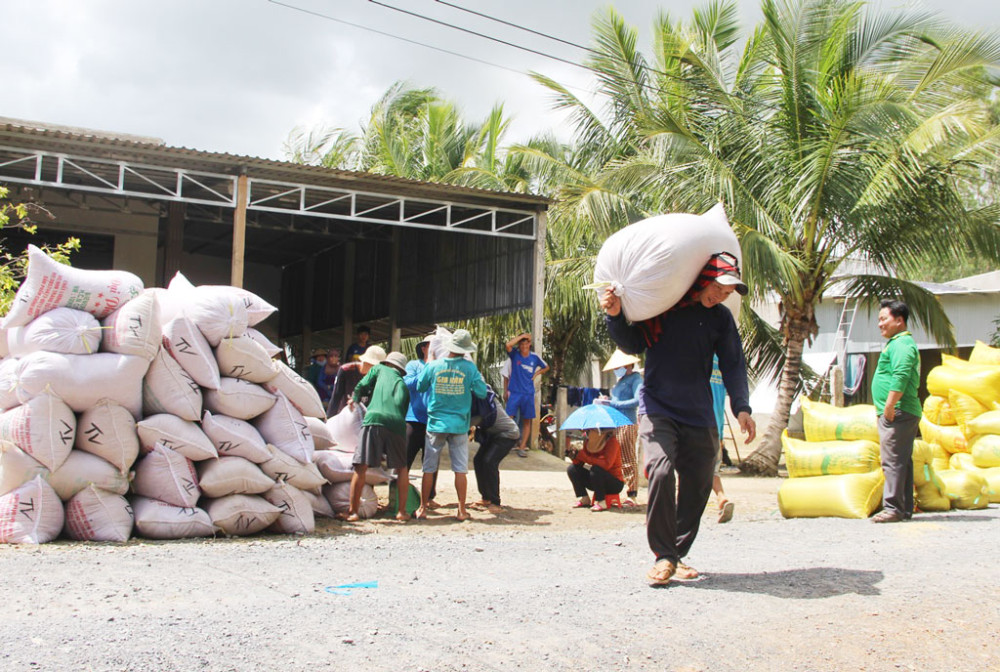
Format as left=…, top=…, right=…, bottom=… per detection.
left=640, top=414, right=718, bottom=563
left=474, top=435, right=517, bottom=505
left=878, top=410, right=918, bottom=518
left=405, top=421, right=437, bottom=500
left=567, top=463, right=625, bottom=501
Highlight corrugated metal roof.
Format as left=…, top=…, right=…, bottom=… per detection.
left=0, top=117, right=550, bottom=208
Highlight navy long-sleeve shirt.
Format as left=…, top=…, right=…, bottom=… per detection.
left=605, top=304, right=751, bottom=428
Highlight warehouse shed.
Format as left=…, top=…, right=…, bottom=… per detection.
left=0, top=118, right=549, bottom=363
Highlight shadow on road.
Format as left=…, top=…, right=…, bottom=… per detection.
left=911, top=513, right=996, bottom=523
left=682, top=566, right=884, bottom=598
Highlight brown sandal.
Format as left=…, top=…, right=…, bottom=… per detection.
left=646, top=559, right=676, bottom=586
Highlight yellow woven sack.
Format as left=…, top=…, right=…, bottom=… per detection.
left=800, top=398, right=879, bottom=443
left=915, top=480, right=951, bottom=512
left=777, top=470, right=884, bottom=519
left=948, top=390, right=989, bottom=428
left=929, top=442, right=951, bottom=472
left=963, top=410, right=1000, bottom=437
left=922, top=395, right=955, bottom=426
left=927, top=357, right=1000, bottom=408
left=970, top=434, right=1000, bottom=468
left=912, top=440, right=947, bottom=492
left=978, top=467, right=1000, bottom=503
left=969, top=340, right=1000, bottom=366
left=781, top=431, right=880, bottom=478
left=949, top=452, right=976, bottom=470
left=937, top=469, right=990, bottom=510
left=919, top=417, right=969, bottom=454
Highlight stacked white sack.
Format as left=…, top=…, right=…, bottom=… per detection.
left=0, top=249, right=156, bottom=543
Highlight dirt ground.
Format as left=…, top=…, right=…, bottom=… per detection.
left=1, top=447, right=998, bottom=672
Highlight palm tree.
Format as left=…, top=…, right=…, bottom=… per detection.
left=535, top=0, right=1000, bottom=475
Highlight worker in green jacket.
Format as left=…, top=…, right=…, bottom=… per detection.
left=343, top=351, right=411, bottom=522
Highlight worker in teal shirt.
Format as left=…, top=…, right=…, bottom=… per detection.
left=416, top=329, right=487, bottom=521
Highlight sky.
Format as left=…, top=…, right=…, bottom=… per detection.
left=3, top=0, right=997, bottom=162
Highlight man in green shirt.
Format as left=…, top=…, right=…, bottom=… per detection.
left=870, top=299, right=922, bottom=523
left=344, top=351, right=411, bottom=522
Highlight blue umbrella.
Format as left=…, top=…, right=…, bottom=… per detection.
left=559, top=403, right=633, bottom=432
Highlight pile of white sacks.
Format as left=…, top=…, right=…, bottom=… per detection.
left=0, top=245, right=388, bottom=544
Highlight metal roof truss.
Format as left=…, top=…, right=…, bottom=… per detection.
left=0, top=146, right=538, bottom=240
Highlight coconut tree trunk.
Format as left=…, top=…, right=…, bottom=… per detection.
left=740, top=317, right=810, bottom=476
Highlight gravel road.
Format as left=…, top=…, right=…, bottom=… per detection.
left=1, top=469, right=998, bottom=672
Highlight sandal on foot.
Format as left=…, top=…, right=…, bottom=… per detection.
left=674, top=562, right=705, bottom=582
left=647, top=559, right=676, bottom=586
left=623, top=498, right=638, bottom=508
left=590, top=501, right=608, bottom=512
left=572, top=500, right=591, bottom=509
left=718, top=500, right=735, bottom=524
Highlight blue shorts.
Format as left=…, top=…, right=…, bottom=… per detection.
left=506, top=392, right=536, bottom=420
left=423, top=431, right=469, bottom=474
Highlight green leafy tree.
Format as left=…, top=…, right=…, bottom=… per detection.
left=1, top=185, right=80, bottom=316
left=534, top=0, right=1000, bottom=475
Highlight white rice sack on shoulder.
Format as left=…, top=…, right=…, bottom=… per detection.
left=313, top=450, right=354, bottom=483
left=204, top=378, right=276, bottom=420
left=264, top=361, right=326, bottom=418
left=215, top=334, right=278, bottom=384
left=75, top=400, right=139, bottom=474
left=132, top=443, right=200, bottom=508
left=245, top=328, right=282, bottom=358
left=592, top=204, right=742, bottom=322
left=142, top=347, right=203, bottom=422
left=131, top=496, right=213, bottom=540
left=197, top=456, right=273, bottom=498
left=426, top=325, right=453, bottom=362
left=201, top=410, right=270, bottom=463
left=327, top=403, right=365, bottom=453
left=136, top=414, right=217, bottom=462
left=48, top=450, right=130, bottom=501
left=259, top=444, right=326, bottom=491
left=2, top=244, right=143, bottom=329
left=0, top=393, right=76, bottom=471
left=301, top=487, right=336, bottom=518
left=162, top=316, right=221, bottom=390
left=0, top=441, right=51, bottom=497
left=0, top=475, right=64, bottom=543
left=253, top=391, right=314, bottom=464
left=306, top=416, right=335, bottom=450
left=6, top=308, right=102, bottom=357
left=63, top=485, right=133, bottom=542
left=100, top=291, right=161, bottom=362
left=204, top=494, right=281, bottom=536
left=183, top=288, right=249, bottom=347
left=263, top=480, right=315, bottom=534
left=0, top=351, right=147, bottom=419
left=323, top=481, right=377, bottom=519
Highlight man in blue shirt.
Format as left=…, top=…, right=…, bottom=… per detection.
left=602, top=253, right=756, bottom=586
left=504, top=332, right=550, bottom=457
left=403, top=335, right=438, bottom=508
left=417, top=329, right=488, bottom=521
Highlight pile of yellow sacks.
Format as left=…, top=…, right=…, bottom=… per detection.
left=778, top=398, right=885, bottom=518
left=919, top=342, right=1000, bottom=510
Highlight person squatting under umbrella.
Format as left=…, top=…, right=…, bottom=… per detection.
left=596, top=349, right=643, bottom=506
left=560, top=403, right=631, bottom=511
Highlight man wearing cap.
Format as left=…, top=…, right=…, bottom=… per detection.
left=504, top=332, right=550, bottom=457
left=344, top=351, right=411, bottom=521
left=329, top=346, right=386, bottom=416
left=601, top=251, right=756, bottom=586
left=596, top=349, right=643, bottom=505
left=403, top=335, right=439, bottom=507
left=416, top=329, right=488, bottom=521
